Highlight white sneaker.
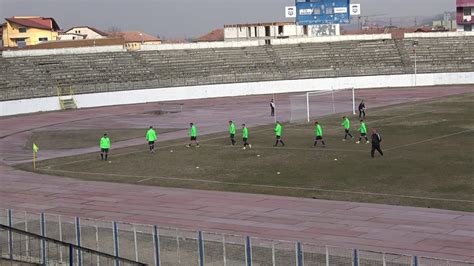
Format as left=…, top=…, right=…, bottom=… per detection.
left=249, top=144, right=252, bottom=149
left=186, top=144, right=191, bottom=148
left=366, top=141, right=370, bottom=144
left=342, top=139, right=346, bottom=141
left=356, top=141, right=360, bottom=144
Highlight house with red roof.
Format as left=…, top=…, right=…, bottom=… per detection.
left=456, top=0, right=474, bottom=31
left=62, top=26, right=109, bottom=40
left=115, top=31, right=162, bottom=50
left=2, top=16, right=61, bottom=47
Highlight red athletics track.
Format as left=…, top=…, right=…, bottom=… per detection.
left=1, top=85, right=473, bottom=261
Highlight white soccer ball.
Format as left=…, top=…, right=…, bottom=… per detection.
left=277, top=172, right=281, bottom=175
left=170, top=150, right=174, bottom=153
left=257, top=155, right=261, bottom=157
left=334, top=158, right=338, bottom=161
left=196, top=166, right=200, bottom=169
left=108, top=161, right=112, bottom=163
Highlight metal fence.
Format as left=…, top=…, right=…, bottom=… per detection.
left=0, top=223, right=145, bottom=266
left=1, top=208, right=472, bottom=266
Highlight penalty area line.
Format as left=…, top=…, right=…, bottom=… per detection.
left=38, top=168, right=474, bottom=204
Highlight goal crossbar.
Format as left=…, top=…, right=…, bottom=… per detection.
left=304, top=88, right=356, bottom=123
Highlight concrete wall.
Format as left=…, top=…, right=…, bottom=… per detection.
left=270, top=33, right=390, bottom=45
left=405, top=31, right=474, bottom=38
left=1, top=72, right=473, bottom=117
left=2, top=45, right=125, bottom=57
left=140, top=40, right=262, bottom=51
left=2, top=33, right=390, bottom=57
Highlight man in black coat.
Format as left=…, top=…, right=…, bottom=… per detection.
left=358, top=100, right=366, bottom=118
left=371, top=128, right=384, bottom=158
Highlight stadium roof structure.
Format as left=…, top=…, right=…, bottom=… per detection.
left=64, top=26, right=109, bottom=37
left=115, top=31, right=161, bottom=42
left=195, top=29, right=224, bottom=42
left=5, top=16, right=60, bottom=31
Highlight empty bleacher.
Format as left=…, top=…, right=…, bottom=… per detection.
left=0, top=37, right=473, bottom=101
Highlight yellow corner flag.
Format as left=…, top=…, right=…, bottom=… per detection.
left=33, top=143, right=39, bottom=169
left=33, top=143, right=39, bottom=153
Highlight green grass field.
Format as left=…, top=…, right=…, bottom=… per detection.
left=26, top=128, right=182, bottom=149
left=18, top=93, right=474, bottom=211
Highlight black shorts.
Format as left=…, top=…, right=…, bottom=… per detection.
left=101, top=148, right=109, bottom=152
left=243, top=138, right=248, bottom=142
left=315, top=136, right=322, bottom=140
left=345, top=129, right=350, bottom=133
left=361, top=133, right=367, bottom=136
left=276, top=136, right=281, bottom=139
left=190, top=136, right=197, bottom=141
left=148, top=141, right=155, bottom=145
left=230, top=134, right=235, bottom=138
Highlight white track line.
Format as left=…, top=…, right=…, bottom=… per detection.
left=37, top=168, right=474, bottom=204
left=385, top=129, right=473, bottom=151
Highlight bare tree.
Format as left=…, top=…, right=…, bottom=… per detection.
left=107, top=26, right=122, bottom=37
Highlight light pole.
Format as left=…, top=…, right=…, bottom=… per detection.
left=413, top=40, right=418, bottom=86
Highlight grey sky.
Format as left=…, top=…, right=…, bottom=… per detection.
left=1, top=0, right=455, bottom=38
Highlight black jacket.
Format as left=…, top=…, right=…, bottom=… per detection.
left=371, top=133, right=382, bottom=145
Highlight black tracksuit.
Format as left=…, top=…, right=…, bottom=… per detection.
left=358, top=103, right=366, bottom=118
left=371, top=133, right=383, bottom=158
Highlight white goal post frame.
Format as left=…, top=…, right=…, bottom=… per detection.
left=305, top=87, right=356, bottom=123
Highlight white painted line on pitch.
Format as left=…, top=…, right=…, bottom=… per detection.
left=385, top=129, right=473, bottom=151
left=38, top=168, right=474, bottom=204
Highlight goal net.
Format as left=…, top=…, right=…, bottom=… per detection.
left=289, top=88, right=356, bottom=123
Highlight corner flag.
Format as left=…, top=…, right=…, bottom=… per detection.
left=33, top=143, right=39, bottom=169
left=33, top=143, right=39, bottom=153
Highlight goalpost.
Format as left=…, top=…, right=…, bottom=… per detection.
left=290, top=87, right=356, bottom=123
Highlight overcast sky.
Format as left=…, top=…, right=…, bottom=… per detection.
left=1, top=0, right=455, bottom=38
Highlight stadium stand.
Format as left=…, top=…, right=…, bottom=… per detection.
left=0, top=37, right=473, bottom=101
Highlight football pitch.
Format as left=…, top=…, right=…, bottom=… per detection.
left=18, top=93, right=474, bottom=212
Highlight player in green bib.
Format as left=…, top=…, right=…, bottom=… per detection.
left=99, top=133, right=111, bottom=161
left=313, top=121, right=326, bottom=147
left=274, top=121, right=285, bottom=146
left=186, top=123, right=200, bottom=147
left=229, top=121, right=236, bottom=146
left=341, top=116, right=354, bottom=141
left=356, top=120, right=370, bottom=144
left=241, top=123, right=251, bottom=150
left=146, top=126, right=157, bottom=153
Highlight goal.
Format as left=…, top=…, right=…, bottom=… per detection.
left=289, top=87, right=356, bottom=123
